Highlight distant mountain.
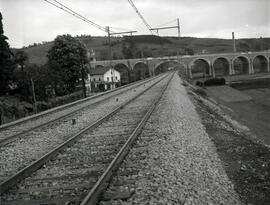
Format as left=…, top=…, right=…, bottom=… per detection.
left=21, top=35, right=270, bottom=65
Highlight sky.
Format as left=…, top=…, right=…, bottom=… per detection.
left=1, top=0, right=269, bottom=48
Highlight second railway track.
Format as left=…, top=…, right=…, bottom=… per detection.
left=0, top=75, right=163, bottom=145
left=0, top=72, right=173, bottom=204
left=0, top=75, right=166, bottom=186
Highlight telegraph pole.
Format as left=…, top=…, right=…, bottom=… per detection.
left=232, top=32, right=236, bottom=52
left=106, top=27, right=137, bottom=89
left=30, top=78, right=37, bottom=114
left=106, top=26, right=114, bottom=89
left=81, top=65, right=87, bottom=98
left=177, top=18, right=180, bottom=37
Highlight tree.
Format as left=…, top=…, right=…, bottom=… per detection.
left=122, top=41, right=134, bottom=59
left=185, top=47, right=194, bottom=55
left=0, top=12, right=15, bottom=95
left=14, top=50, right=28, bottom=71
left=47, top=34, right=88, bottom=93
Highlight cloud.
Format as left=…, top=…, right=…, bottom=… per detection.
left=1, top=0, right=269, bottom=48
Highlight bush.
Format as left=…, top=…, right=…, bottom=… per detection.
left=204, top=78, right=225, bottom=86
left=196, top=81, right=204, bottom=87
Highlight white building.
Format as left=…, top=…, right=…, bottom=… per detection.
left=88, top=67, right=121, bottom=91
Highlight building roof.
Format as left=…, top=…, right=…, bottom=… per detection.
left=89, top=67, right=110, bottom=75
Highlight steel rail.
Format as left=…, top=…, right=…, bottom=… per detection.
left=0, top=75, right=162, bottom=146
left=81, top=72, right=174, bottom=205
left=0, top=75, right=161, bottom=131
left=0, top=73, right=169, bottom=195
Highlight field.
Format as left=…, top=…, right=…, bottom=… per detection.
left=205, top=79, right=270, bottom=145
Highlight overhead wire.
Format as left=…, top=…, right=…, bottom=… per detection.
left=44, top=0, right=108, bottom=32
left=127, top=0, right=153, bottom=34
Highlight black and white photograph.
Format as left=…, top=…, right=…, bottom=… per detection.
left=0, top=0, right=269, bottom=204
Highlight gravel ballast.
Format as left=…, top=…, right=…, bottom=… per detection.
left=102, top=73, right=241, bottom=204
left=0, top=76, right=165, bottom=184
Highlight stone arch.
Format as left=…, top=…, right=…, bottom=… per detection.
left=190, top=58, right=210, bottom=79
left=213, top=57, right=230, bottom=76
left=253, top=55, right=268, bottom=73
left=154, top=60, right=181, bottom=75
left=114, top=63, right=130, bottom=85
left=132, top=62, right=150, bottom=81
left=233, top=56, right=250, bottom=75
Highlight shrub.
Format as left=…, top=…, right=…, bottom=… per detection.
left=204, top=78, right=225, bottom=86
left=196, top=81, right=204, bottom=87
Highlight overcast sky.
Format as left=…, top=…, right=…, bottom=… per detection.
left=1, top=0, right=269, bottom=48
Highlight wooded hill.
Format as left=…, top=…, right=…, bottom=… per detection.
left=21, top=35, right=270, bottom=65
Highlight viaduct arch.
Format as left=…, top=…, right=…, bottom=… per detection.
left=90, top=51, right=270, bottom=80
left=132, top=62, right=150, bottom=81
left=212, top=57, right=230, bottom=76
left=253, top=55, right=268, bottom=73
left=114, top=63, right=130, bottom=85
left=154, top=60, right=181, bottom=75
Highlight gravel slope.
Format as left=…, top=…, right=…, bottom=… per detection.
left=101, top=73, right=241, bottom=205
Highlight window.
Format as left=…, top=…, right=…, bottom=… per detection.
left=111, top=77, right=113, bottom=81
left=116, top=76, right=117, bottom=80
left=93, top=78, right=95, bottom=82
left=107, top=77, right=109, bottom=81
left=99, top=78, right=101, bottom=81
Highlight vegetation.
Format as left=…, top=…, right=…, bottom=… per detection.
left=21, top=35, right=270, bottom=65
left=0, top=12, right=15, bottom=95
left=123, top=35, right=172, bottom=45
left=204, top=78, right=226, bottom=86
left=1, top=12, right=90, bottom=123
left=14, top=50, right=28, bottom=71
left=47, top=34, right=88, bottom=94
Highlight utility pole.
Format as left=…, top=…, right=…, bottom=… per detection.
left=81, top=65, right=87, bottom=98
left=232, top=32, right=236, bottom=52
left=30, top=78, right=37, bottom=114
left=177, top=18, right=180, bottom=38
left=106, top=27, right=137, bottom=89
left=106, top=26, right=114, bottom=89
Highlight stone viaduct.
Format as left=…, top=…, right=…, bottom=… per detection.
left=90, top=50, right=270, bottom=79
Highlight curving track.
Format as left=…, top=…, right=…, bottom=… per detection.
left=0, top=72, right=173, bottom=204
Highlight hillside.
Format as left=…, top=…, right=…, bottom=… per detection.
left=22, top=35, right=270, bottom=65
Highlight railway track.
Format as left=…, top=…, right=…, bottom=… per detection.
left=0, top=75, right=163, bottom=146
left=0, top=75, right=166, bottom=186
left=0, top=72, right=173, bottom=204
left=99, top=132, right=156, bottom=204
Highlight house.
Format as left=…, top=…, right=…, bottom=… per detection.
left=88, top=67, right=121, bottom=91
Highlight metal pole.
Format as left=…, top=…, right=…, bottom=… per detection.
left=81, top=66, right=87, bottom=98
left=30, top=78, right=37, bottom=114
left=232, top=32, right=236, bottom=52
left=260, top=36, right=263, bottom=51
left=177, top=18, right=180, bottom=37
left=107, top=26, right=115, bottom=89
